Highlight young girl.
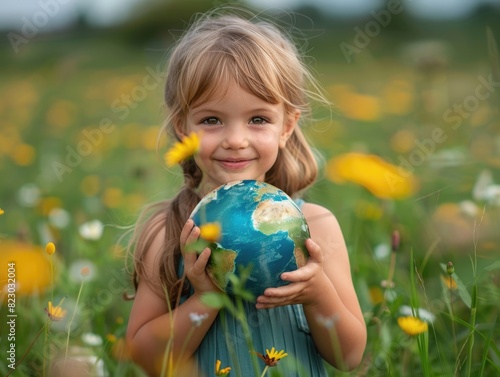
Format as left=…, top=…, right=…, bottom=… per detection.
left=126, top=9, right=366, bottom=377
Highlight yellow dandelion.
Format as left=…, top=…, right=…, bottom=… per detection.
left=355, top=201, right=383, bottom=220
left=215, top=359, right=231, bottom=376
left=45, top=301, right=66, bottom=321
left=337, top=91, right=381, bottom=122
left=326, top=152, right=417, bottom=199
left=102, top=187, right=123, bottom=208
left=106, top=334, right=117, bottom=343
left=0, top=208, right=4, bottom=215
left=11, top=143, right=35, bottom=166
left=111, top=337, right=131, bottom=361
left=441, top=274, right=458, bottom=290
left=369, top=286, right=384, bottom=305
left=397, top=316, right=428, bottom=336
left=199, top=222, right=221, bottom=243
left=256, top=347, right=288, bottom=367
left=0, top=241, right=52, bottom=300
left=164, top=131, right=200, bottom=167
left=45, top=242, right=56, bottom=255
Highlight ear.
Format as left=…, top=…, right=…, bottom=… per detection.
left=173, top=119, right=187, bottom=141
left=279, top=109, right=300, bottom=148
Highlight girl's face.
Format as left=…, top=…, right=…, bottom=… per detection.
left=182, top=80, right=298, bottom=196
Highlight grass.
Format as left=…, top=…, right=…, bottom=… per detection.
left=1, top=15, right=500, bottom=377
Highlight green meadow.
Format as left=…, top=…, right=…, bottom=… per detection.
left=1, top=4, right=500, bottom=376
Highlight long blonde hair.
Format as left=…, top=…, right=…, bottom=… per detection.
left=130, top=9, right=329, bottom=308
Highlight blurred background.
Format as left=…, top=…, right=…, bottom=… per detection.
left=1, top=0, right=500, bottom=376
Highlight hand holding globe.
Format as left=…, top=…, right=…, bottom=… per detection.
left=189, top=180, right=310, bottom=297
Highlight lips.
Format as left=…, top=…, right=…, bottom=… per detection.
left=215, top=158, right=255, bottom=170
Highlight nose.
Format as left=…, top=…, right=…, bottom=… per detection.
left=221, top=124, right=249, bottom=150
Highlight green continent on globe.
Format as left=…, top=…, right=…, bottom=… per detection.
left=252, top=199, right=309, bottom=268
left=190, top=180, right=310, bottom=296
left=206, top=245, right=237, bottom=291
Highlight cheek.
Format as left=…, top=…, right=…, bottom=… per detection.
left=198, top=137, right=214, bottom=155
left=254, top=131, right=280, bottom=148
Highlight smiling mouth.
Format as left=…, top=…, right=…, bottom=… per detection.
left=216, top=159, right=254, bottom=170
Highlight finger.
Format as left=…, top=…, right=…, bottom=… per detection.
left=262, top=281, right=302, bottom=298
left=281, top=264, right=315, bottom=282
left=192, top=248, right=211, bottom=274
left=256, top=291, right=296, bottom=308
left=305, top=238, right=323, bottom=263
left=180, top=219, right=195, bottom=246
left=183, top=227, right=201, bottom=266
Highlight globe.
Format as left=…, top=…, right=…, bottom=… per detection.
left=190, top=180, right=310, bottom=297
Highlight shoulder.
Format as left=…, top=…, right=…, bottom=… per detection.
left=301, top=202, right=347, bottom=254
left=301, top=202, right=340, bottom=230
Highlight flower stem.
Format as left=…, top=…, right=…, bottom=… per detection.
left=259, top=366, right=269, bottom=377
left=235, top=298, right=260, bottom=377
left=6, top=322, right=50, bottom=377
left=64, top=279, right=85, bottom=371
left=449, top=275, right=457, bottom=358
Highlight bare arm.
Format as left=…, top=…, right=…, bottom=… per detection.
left=126, top=219, right=220, bottom=376
left=256, top=203, right=366, bottom=370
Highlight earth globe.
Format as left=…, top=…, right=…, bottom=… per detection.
left=190, top=180, right=310, bottom=297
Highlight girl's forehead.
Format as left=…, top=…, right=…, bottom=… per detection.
left=192, top=79, right=273, bottom=109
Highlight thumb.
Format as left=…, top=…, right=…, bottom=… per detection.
left=305, top=238, right=323, bottom=264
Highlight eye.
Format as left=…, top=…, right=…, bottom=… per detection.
left=249, top=116, right=268, bottom=125
left=201, top=117, right=221, bottom=125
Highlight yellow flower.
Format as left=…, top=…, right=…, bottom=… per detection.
left=0, top=241, right=52, bottom=300
left=441, top=274, right=457, bottom=290
left=45, top=301, right=66, bottom=321
left=11, top=143, right=35, bottom=166
left=397, top=316, right=428, bottom=336
left=256, top=347, right=288, bottom=367
left=164, top=131, right=200, bottom=167
left=343, top=93, right=381, bottom=122
left=46, top=242, right=56, bottom=255
left=0, top=208, right=4, bottom=215
left=327, top=152, right=417, bottom=199
left=215, top=359, right=231, bottom=376
left=199, top=222, right=221, bottom=243
left=106, top=334, right=117, bottom=343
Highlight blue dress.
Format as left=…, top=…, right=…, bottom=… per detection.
left=180, top=199, right=329, bottom=377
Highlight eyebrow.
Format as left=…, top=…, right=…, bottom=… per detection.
left=191, top=107, right=280, bottom=117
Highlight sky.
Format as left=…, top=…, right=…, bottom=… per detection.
left=0, top=0, right=499, bottom=32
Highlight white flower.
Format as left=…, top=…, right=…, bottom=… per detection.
left=189, top=312, right=209, bottom=327
left=399, top=305, right=435, bottom=323
left=472, top=169, right=500, bottom=205
left=458, top=200, right=479, bottom=218
left=48, top=208, right=71, bottom=229
left=69, top=259, right=96, bottom=283
left=17, top=183, right=41, bottom=207
left=81, top=332, right=103, bottom=347
left=428, top=148, right=465, bottom=168
left=374, top=243, right=391, bottom=260
left=79, top=220, right=104, bottom=240
left=472, top=170, right=493, bottom=201
left=483, top=185, right=500, bottom=206
left=316, top=314, right=339, bottom=329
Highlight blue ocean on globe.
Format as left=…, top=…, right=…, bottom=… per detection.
left=190, top=180, right=310, bottom=297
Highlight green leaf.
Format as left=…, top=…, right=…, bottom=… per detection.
left=483, top=260, right=500, bottom=272
left=184, top=239, right=209, bottom=253
left=201, top=292, right=228, bottom=309
left=237, top=289, right=255, bottom=303
left=440, top=263, right=471, bottom=308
